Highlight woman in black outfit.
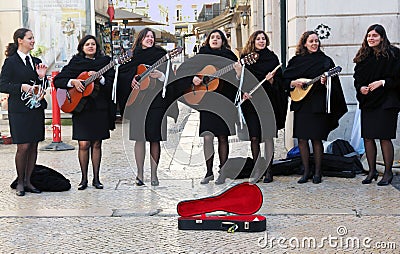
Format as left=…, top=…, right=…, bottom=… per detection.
left=177, top=29, right=241, bottom=184
left=353, top=24, right=400, bottom=186
left=54, top=35, right=115, bottom=190
left=0, top=28, right=48, bottom=196
left=240, top=30, right=286, bottom=183
left=119, top=28, right=176, bottom=186
left=283, top=31, right=347, bottom=184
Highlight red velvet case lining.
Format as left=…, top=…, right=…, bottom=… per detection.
left=177, top=182, right=263, bottom=217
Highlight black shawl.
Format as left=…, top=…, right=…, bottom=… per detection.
left=118, top=45, right=179, bottom=121
left=54, top=54, right=116, bottom=129
left=241, top=48, right=287, bottom=130
left=283, top=51, right=347, bottom=131
left=353, top=46, right=400, bottom=110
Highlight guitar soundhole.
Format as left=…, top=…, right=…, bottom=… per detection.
left=202, top=76, right=210, bottom=84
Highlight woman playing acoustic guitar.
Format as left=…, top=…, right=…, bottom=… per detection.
left=176, top=29, right=242, bottom=184
left=54, top=35, right=116, bottom=190
left=283, top=31, right=347, bottom=184
left=118, top=28, right=178, bottom=186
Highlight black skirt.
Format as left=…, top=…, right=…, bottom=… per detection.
left=199, top=110, right=235, bottom=137
left=8, top=109, right=45, bottom=144
left=72, top=109, right=110, bottom=141
left=361, top=108, right=398, bottom=139
left=293, top=111, right=330, bottom=140
left=129, top=107, right=167, bottom=142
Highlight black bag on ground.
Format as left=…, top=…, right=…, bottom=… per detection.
left=10, top=164, right=71, bottom=192
left=312, top=154, right=363, bottom=178
left=327, top=139, right=364, bottom=174
left=271, top=157, right=303, bottom=175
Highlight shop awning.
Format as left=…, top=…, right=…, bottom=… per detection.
left=193, top=10, right=235, bottom=34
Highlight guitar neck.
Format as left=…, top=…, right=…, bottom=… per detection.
left=304, top=74, right=323, bottom=88
left=84, top=60, right=116, bottom=86
left=137, top=55, right=167, bottom=81
left=208, top=64, right=234, bottom=82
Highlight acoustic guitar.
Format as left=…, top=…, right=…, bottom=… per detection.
left=290, top=66, right=342, bottom=102
left=183, top=52, right=259, bottom=105
left=58, top=50, right=134, bottom=113
left=126, top=47, right=183, bottom=106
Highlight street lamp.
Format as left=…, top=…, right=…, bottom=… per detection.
left=240, top=10, right=250, bottom=27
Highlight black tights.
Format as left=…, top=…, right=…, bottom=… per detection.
left=135, top=141, right=160, bottom=181
left=298, top=139, right=323, bottom=177
left=15, top=142, right=38, bottom=191
left=364, top=138, right=393, bottom=180
left=204, top=135, right=228, bottom=177
left=78, top=140, right=102, bottom=184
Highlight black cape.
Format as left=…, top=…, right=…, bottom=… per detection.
left=283, top=51, right=348, bottom=131
left=354, top=46, right=400, bottom=110
left=241, top=48, right=287, bottom=130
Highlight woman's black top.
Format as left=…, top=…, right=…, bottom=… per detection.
left=353, top=46, right=400, bottom=110
left=283, top=51, right=348, bottom=131
left=241, top=48, right=287, bottom=130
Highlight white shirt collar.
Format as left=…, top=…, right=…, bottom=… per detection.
left=17, top=50, right=31, bottom=64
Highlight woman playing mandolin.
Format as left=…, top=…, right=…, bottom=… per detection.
left=54, top=35, right=116, bottom=190
left=283, top=31, right=347, bottom=184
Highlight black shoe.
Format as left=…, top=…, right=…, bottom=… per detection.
left=200, top=174, right=214, bottom=184
left=362, top=171, right=379, bottom=184
left=151, top=178, right=159, bottom=186
left=263, top=171, right=273, bottom=183
left=16, top=190, right=25, bottom=196
left=312, top=175, right=322, bottom=184
left=215, top=174, right=226, bottom=185
left=377, top=176, right=393, bottom=186
left=135, top=177, right=145, bottom=186
left=92, top=181, right=104, bottom=189
left=24, top=186, right=42, bottom=193
left=297, top=176, right=309, bottom=184
left=78, top=181, right=88, bottom=190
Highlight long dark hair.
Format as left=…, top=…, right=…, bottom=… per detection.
left=132, top=28, right=156, bottom=50
left=241, top=30, right=270, bottom=55
left=77, top=35, right=103, bottom=57
left=5, top=28, right=31, bottom=57
left=203, top=29, right=231, bottom=50
left=295, top=31, right=321, bottom=56
left=353, top=24, right=393, bottom=63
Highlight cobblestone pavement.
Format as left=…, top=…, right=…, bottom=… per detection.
left=0, top=103, right=399, bottom=253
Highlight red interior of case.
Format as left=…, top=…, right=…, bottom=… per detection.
left=177, top=182, right=263, bottom=217
left=178, top=215, right=265, bottom=222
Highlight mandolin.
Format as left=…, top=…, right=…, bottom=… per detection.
left=58, top=50, right=134, bottom=113
left=290, top=66, right=342, bottom=102
left=126, top=47, right=183, bottom=106
left=183, top=52, right=259, bottom=105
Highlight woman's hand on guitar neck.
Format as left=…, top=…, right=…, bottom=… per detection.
left=71, top=79, right=85, bottom=93
left=131, top=76, right=140, bottom=89
left=233, top=61, right=242, bottom=78
left=320, top=75, right=326, bottom=85
left=192, top=76, right=202, bottom=86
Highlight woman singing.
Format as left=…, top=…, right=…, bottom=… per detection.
left=54, top=35, right=115, bottom=190
left=118, top=28, right=177, bottom=186
left=0, top=28, right=48, bottom=196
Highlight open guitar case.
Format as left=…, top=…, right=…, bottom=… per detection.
left=177, top=182, right=266, bottom=232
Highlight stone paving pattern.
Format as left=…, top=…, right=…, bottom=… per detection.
left=0, top=103, right=399, bottom=253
